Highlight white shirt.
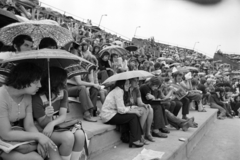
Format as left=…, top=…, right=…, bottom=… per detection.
left=100, top=87, right=130, bottom=123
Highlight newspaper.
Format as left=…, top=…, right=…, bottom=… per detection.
left=132, top=148, right=165, bottom=160
left=0, top=139, right=35, bottom=153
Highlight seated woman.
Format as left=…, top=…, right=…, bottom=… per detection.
left=100, top=80, right=144, bottom=148
left=32, top=67, right=85, bottom=160
left=98, top=51, right=113, bottom=83
left=0, top=62, right=57, bottom=160
left=128, top=78, right=154, bottom=143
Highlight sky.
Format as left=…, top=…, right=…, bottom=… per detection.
left=40, top=0, right=240, bottom=57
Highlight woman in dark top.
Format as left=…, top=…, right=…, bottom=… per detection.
left=98, top=51, right=113, bottom=83
left=32, top=67, right=85, bottom=160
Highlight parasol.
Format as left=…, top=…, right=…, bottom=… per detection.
left=0, top=49, right=95, bottom=106
left=0, top=20, right=74, bottom=48
left=99, top=45, right=129, bottom=57
left=102, top=70, right=154, bottom=84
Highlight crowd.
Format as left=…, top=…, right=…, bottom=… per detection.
left=0, top=1, right=240, bottom=160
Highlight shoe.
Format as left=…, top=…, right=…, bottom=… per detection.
left=144, top=135, right=155, bottom=142
left=129, top=141, right=144, bottom=148
left=83, top=115, right=97, bottom=122
left=152, top=131, right=168, bottom=138
left=180, top=121, right=190, bottom=131
left=159, top=128, right=170, bottom=134
left=141, top=137, right=150, bottom=145
left=198, top=108, right=207, bottom=112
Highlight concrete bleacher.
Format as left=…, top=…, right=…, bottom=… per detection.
left=67, top=99, right=218, bottom=160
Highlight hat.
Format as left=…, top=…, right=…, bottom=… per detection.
left=185, top=72, right=192, bottom=80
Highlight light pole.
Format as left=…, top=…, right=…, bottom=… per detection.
left=193, top=41, right=199, bottom=51
left=216, top=45, right=221, bottom=53
left=98, top=14, right=107, bottom=27
left=134, top=26, right=141, bottom=37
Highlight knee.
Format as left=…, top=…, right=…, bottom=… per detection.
left=149, top=107, right=153, bottom=115
left=60, top=131, right=75, bottom=147
left=77, top=85, right=87, bottom=91
left=74, top=130, right=85, bottom=143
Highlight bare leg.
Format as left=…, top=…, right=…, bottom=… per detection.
left=146, top=107, right=153, bottom=136
left=1, top=151, right=43, bottom=160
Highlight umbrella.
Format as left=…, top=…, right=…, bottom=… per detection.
left=125, top=45, right=138, bottom=52
left=178, top=66, right=199, bottom=73
left=91, top=26, right=102, bottom=32
left=99, top=45, right=129, bottom=57
left=102, top=70, right=154, bottom=84
left=0, top=20, right=74, bottom=48
left=157, top=57, right=173, bottom=62
left=0, top=49, right=95, bottom=106
left=0, top=9, right=19, bottom=28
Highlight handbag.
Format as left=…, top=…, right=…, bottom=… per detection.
left=54, top=119, right=82, bottom=132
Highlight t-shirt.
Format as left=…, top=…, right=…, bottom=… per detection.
left=32, top=90, right=68, bottom=120
left=0, top=85, right=32, bottom=124
left=140, top=84, right=152, bottom=104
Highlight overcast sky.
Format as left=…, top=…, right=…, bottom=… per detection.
left=40, top=0, right=240, bottom=57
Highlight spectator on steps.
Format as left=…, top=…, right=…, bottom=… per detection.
left=100, top=80, right=144, bottom=148
left=0, top=62, right=57, bottom=160
left=32, top=67, right=85, bottom=160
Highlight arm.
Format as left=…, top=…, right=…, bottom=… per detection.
left=211, top=94, right=224, bottom=106
left=74, top=75, right=98, bottom=88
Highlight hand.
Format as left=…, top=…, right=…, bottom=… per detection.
left=45, top=106, right=54, bottom=117
left=43, top=123, right=54, bottom=137
left=38, top=133, right=57, bottom=153
left=93, top=84, right=101, bottom=90
left=134, top=109, right=143, bottom=117
left=37, top=144, right=46, bottom=158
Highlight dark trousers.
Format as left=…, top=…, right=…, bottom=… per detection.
left=67, top=85, right=95, bottom=112
left=172, top=100, right=183, bottom=117
left=180, top=97, right=190, bottom=116
left=106, top=113, right=143, bottom=142
left=230, top=102, right=240, bottom=115
left=149, top=102, right=168, bottom=129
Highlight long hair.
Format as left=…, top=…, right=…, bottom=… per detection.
left=38, top=67, right=67, bottom=97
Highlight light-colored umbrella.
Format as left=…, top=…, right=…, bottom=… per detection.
left=99, top=45, right=128, bottom=57
left=102, top=70, right=154, bottom=84
left=0, top=20, right=74, bottom=48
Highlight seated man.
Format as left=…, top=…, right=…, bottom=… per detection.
left=67, top=74, right=100, bottom=122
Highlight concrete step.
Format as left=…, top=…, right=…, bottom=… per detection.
left=89, top=106, right=218, bottom=160
left=67, top=100, right=121, bottom=158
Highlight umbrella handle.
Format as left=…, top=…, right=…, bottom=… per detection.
left=47, top=58, right=52, bottom=106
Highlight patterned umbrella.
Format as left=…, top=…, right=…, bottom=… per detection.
left=0, top=49, right=95, bottom=106
left=0, top=20, right=74, bottom=48
left=0, top=49, right=96, bottom=82
left=99, top=45, right=128, bottom=57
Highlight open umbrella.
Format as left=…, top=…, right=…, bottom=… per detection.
left=102, top=70, right=154, bottom=84
left=125, top=45, right=138, bottom=52
left=0, top=49, right=96, bottom=78
left=99, top=45, right=129, bottom=57
left=0, top=49, right=93, bottom=106
left=178, top=66, right=199, bottom=72
left=0, top=19, right=74, bottom=48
